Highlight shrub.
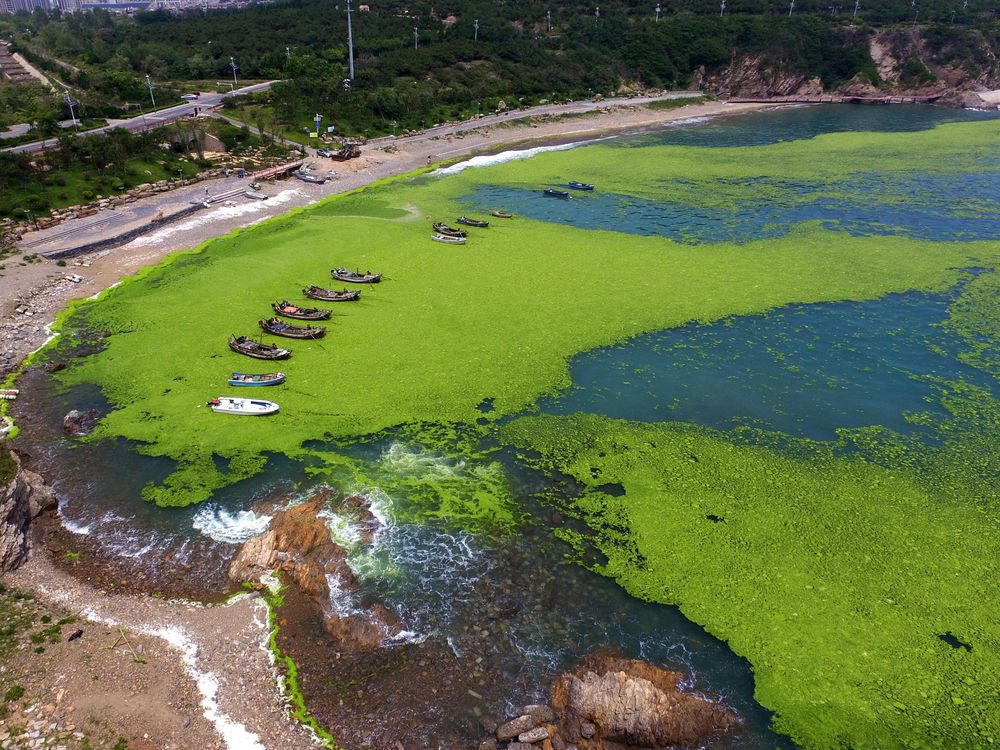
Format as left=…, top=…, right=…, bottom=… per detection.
left=3, top=685, right=24, bottom=702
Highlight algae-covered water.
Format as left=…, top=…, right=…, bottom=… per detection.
left=10, top=105, right=1000, bottom=749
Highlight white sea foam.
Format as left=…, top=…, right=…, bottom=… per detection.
left=433, top=140, right=590, bottom=176
left=379, top=442, right=465, bottom=478
left=126, top=188, right=303, bottom=248
left=58, top=510, right=91, bottom=535
left=192, top=505, right=273, bottom=544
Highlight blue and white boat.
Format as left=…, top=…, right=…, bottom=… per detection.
left=228, top=373, right=286, bottom=387
left=568, top=181, right=595, bottom=191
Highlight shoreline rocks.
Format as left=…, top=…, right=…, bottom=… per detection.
left=483, top=651, right=741, bottom=750
left=1, top=444, right=57, bottom=572
left=228, top=489, right=399, bottom=651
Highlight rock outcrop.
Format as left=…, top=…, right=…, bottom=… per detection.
left=228, top=489, right=397, bottom=650
left=550, top=652, right=741, bottom=749
left=1, top=445, right=57, bottom=572
left=482, top=651, right=740, bottom=750
left=62, top=408, right=103, bottom=437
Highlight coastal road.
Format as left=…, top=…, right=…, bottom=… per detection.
left=363, top=91, right=705, bottom=150
left=2, top=81, right=278, bottom=155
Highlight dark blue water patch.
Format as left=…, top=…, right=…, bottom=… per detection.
left=537, top=287, right=999, bottom=442
left=465, top=167, right=1000, bottom=244
left=622, top=104, right=1000, bottom=149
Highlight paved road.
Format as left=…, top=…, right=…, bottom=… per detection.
left=2, top=81, right=277, bottom=155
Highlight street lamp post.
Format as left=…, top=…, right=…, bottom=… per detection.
left=474, top=18, right=479, bottom=41
left=346, top=0, right=355, bottom=81
left=64, top=91, right=79, bottom=130
left=413, top=26, right=419, bottom=49
left=145, top=74, right=156, bottom=109
left=655, top=3, right=661, bottom=22
left=229, top=56, right=238, bottom=90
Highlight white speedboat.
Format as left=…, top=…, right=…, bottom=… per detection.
left=207, top=397, right=279, bottom=415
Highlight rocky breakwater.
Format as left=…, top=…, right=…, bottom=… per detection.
left=228, top=489, right=398, bottom=651
left=482, top=651, right=741, bottom=750
left=0, top=443, right=57, bottom=572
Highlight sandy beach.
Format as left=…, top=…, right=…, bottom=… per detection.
left=0, top=98, right=780, bottom=750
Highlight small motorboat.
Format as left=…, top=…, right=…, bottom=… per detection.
left=433, top=222, right=467, bottom=238
left=228, top=373, right=285, bottom=387
left=544, top=188, right=570, bottom=198
left=293, top=169, right=327, bottom=184
left=432, top=233, right=466, bottom=245
left=491, top=210, right=513, bottom=219
left=304, top=285, right=361, bottom=302
left=332, top=268, right=383, bottom=284
left=568, top=181, right=595, bottom=191
left=229, top=335, right=291, bottom=360
left=456, top=216, right=489, bottom=228
left=259, top=317, right=326, bottom=339
left=207, top=397, right=279, bottom=416
left=272, top=301, right=332, bottom=320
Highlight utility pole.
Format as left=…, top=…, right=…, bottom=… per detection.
left=286, top=46, right=291, bottom=58
left=595, top=6, right=600, bottom=22
left=546, top=9, right=551, bottom=32
left=413, top=26, right=419, bottom=49
left=719, top=0, right=726, bottom=16
left=229, top=56, right=238, bottom=90
left=346, top=0, right=355, bottom=81
left=145, top=74, right=156, bottom=108
left=911, top=0, right=918, bottom=24
left=788, top=0, right=794, bottom=14
left=474, top=18, right=479, bottom=41
left=655, top=3, right=660, bottom=22
left=64, top=90, right=79, bottom=129
left=853, top=0, right=860, bottom=18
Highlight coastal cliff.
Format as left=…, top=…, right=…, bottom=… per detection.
left=0, top=444, right=56, bottom=572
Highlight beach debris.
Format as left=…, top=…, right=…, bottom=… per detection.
left=67, top=629, right=84, bottom=642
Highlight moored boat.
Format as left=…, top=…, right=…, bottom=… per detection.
left=491, top=210, right=513, bottom=218
left=272, top=301, right=332, bottom=320
left=229, top=335, right=291, bottom=360
left=432, top=232, right=466, bottom=245
left=0, top=388, right=18, bottom=401
left=304, top=285, right=361, bottom=302
left=259, top=317, right=326, bottom=339
left=433, top=222, right=467, bottom=237
left=228, top=372, right=285, bottom=387
left=332, top=268, right=383, bottom=284
left=544, top=188, right=570, bottom=198
left=207, top=397, right=280, bottom=415
left=568, top=181, right=595, bottom=191
left=293, top=169, right=327, bottom=184
left=456, top=216, right=489, bottom=228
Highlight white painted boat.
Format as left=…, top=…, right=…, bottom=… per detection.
left=207, top=396, right=279, bottom=415
left=432, top=232, right=466, bottom=245
left=0, top=388, right=18, bottom=401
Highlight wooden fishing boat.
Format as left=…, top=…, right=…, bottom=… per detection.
left=491, top=210, right=513, bottom=219
left=304, top=285, right=361, bottom=302
left=259, top=318, right=326, bottom=339
left=332, top=268, right=382, bottom=284
left=432, top=233, right=466, bottom=245
left=456, top=216, right=489, bottom=228
left=544, top=188, right=570, bottom=198
left=228, top=373, right=285, bottom=387
left=293, top=169, right=327, bottom=184
left=229, top=335, right=291, bottom=360
left=272, top=301, right=331, bottom=320
left=433, top=222, right=467, bottom=238
left=207, top=397, right=279, bottom=416
left=568, top=181, right=595, bottom=191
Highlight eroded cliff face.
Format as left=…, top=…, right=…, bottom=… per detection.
left=706, top=26, right=1000, bottom=104
left=0, top=446, right=57, bottom=572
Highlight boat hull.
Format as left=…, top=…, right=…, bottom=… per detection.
left=432, top=233, right=466, bottom=245
left=259, top=319, right=326, bottom=339
left=272, top=302, right=332, bottom=320
left=229, top=337, right=291, bottom=360
left=228, top=373, right=285, bottom=387
left=209, top=397, right=279, bottom=415
left=332, top=269, right=382, bottom=284
left=304, top=286, right=361, bottom=302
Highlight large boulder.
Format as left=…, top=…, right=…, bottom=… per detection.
left=228, top=490, right=397, bottom=650
left=62, top=408, right=103, bottom=437
left=1, top=445, right=57, bottom=572
left=550, top=651, right=741, bottom=749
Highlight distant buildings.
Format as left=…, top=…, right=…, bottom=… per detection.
left=1, top=0, right=80, bottom=13
left=1, top=0, right=268, bottom=13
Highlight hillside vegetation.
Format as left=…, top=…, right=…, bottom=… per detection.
left=0, top=0, right=997, bottom=137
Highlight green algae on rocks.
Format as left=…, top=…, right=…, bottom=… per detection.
left=501, top=410, right=1000, bottom=750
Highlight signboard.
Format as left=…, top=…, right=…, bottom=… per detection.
left=309, top=132, right=319, bottom=138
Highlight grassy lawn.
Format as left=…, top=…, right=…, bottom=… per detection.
left=0, top=154, right=203, bottom=221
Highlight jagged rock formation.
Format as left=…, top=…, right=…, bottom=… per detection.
left=62, top=408, right=103, bottom=437
left=482, top=651, right=741, bottom=750
left=1, top=445, right=57, bottom=572
left=228, top=489, right=398, bottom=650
